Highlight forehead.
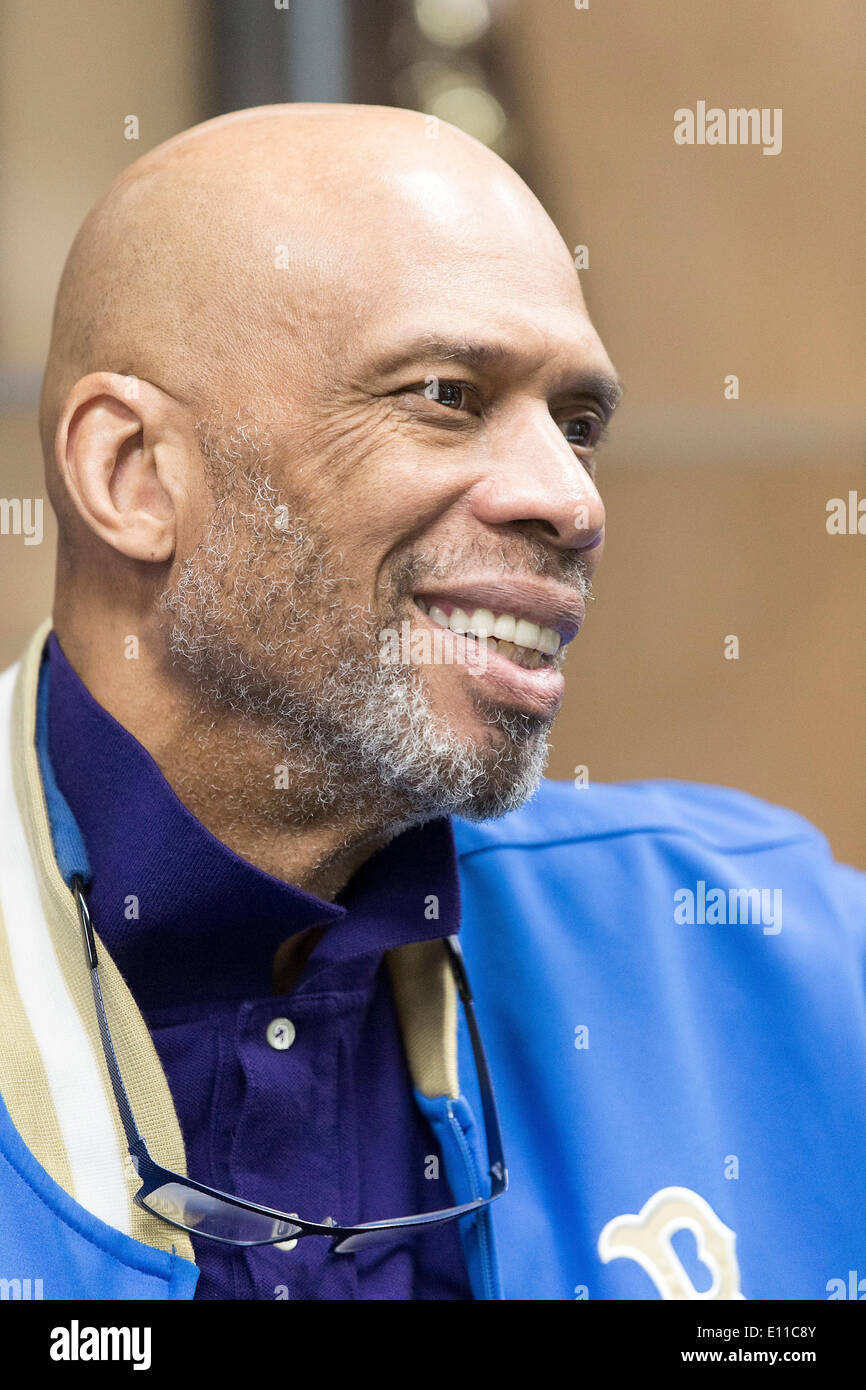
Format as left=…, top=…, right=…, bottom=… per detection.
left=351, top=169, right=587, bottom=325
left=319, top=233, right=610, bottom=388
left=258, top=153, right=615, bottom=395
left=348, top=276, right=615, bottom=403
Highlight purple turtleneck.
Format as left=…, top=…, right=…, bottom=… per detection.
left=45, top=633, right=472, bottom=1300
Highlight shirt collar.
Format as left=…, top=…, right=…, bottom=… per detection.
left=44, top=632, right=460, bottom=1010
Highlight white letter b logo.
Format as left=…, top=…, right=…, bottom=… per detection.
left=598, top=1186, right=744, bottom=1299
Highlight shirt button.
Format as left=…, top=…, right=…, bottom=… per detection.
left=266, top=1017, right=296, bottom=1051
left=276, top=1215, right=300, bottom=1253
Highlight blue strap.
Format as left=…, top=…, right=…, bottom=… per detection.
left=35, top=654, right=92, bottom=889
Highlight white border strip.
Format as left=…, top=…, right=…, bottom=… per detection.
left=0, top=661, right=130, bottom=1233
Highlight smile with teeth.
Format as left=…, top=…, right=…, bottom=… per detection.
left=414, top=597, right=562, bottom=671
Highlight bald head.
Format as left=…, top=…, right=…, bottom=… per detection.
left=40, top=103, right=574, bottom=506
left=43, top=101, right=618, bottom=841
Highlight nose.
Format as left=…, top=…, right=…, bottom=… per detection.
left=466, top=411, right=605, bottom=553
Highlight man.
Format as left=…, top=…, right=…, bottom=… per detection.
left=1, top=104, right=864, bottom=1302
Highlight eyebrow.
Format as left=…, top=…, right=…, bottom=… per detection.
left=366, top=333, right=623, bottom=418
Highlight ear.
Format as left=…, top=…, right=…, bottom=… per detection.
left=55, top=372, right=191, bottom=563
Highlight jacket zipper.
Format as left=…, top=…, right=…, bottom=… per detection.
left=446, top=1101, right=496, bottom=1301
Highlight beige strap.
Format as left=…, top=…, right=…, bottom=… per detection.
left=387, top=938, right=460, bottom=1100
left=5, top=622, right=194, bottom=1261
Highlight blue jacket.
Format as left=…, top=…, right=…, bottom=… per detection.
left=1, top=627, right=865, bottom=1299
left=456, top=778, right=866, bottom=1299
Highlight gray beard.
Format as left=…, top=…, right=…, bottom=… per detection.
left=159, top=450, right=570, bottom=828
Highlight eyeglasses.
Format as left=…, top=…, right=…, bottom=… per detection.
left=71, top=877, right=507, bottom=1253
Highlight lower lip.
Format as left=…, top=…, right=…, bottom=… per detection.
left=415, top=609, right=566, bottom=720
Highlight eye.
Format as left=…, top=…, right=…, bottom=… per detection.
left=558, top=416, right=600, bottom=449
left=419, top=377, right=474, bottom=410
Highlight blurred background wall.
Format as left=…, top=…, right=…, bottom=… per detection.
left=1, top=0, right=863, bottom=864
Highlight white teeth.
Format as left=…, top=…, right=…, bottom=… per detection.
left=468, top=607, right=496, bottom=637
left=421, top=599, right=563, bottom=661
left=514, top=618, right=542, bottom=650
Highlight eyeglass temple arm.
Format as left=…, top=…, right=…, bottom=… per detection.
left=72, top=877, right=149, bottom=1164
left=444, top=935, right=507, bottom=1189
left=72, top=885, right=503, bottom=1199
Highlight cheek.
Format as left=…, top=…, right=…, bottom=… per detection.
left=308, top=437, right=454, bottom=552
left=280, top=400, right=402, bottom=513
left=275, top=402, right=482, bottom=595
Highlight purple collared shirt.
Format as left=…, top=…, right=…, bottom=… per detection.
left=46, top=634, right=472, bottom=1299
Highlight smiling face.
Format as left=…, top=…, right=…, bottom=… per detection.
left=326, top=299, right=614, bottom=732
left=161, top=148, right=618, bottom=823
left=44, top=105, right=619, bottom=828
